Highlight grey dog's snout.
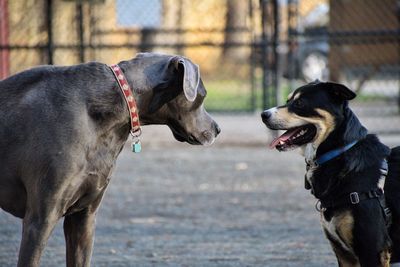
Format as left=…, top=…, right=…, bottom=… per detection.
left=202, top=130, right=212, bottom=140
left=201, top=121, right=220, bottom=140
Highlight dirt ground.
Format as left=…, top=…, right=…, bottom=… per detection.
left=1, top=112, right=400, bottom=267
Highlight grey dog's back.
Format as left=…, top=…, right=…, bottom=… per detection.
left=0, top=63, right=110, bottom=151
left=0, top=62, right=114, bottom=105
left=0, top=62, right=124, bottom=139
left=0, top=62, right=128, bottom=218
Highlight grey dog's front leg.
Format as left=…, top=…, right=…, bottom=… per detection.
left=64, top=208, right=97, bottom=267
left=18, top=212, right=58, bottom=267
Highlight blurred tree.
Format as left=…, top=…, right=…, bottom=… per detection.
left=223, top=0, right=249, bottom=62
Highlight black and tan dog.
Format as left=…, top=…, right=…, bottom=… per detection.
left=261, top=81, right=400, bottom=267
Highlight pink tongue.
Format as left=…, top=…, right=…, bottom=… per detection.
left=269, top=128, right=301, bottom=149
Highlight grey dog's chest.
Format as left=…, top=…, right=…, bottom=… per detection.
left=65, top=133, right=127, bottom=215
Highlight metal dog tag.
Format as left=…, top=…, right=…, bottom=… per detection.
left=131, top=141, right=142, bottom=153
left=131, top=133, right=142, bottom=153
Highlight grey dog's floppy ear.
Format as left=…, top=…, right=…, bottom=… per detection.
left=171, top=56, right=200, bottom=102
left=326, top=82, right=356, bottom=101
left=148, top=56, right=200, bottom=114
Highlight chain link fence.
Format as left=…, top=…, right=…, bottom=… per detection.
left=285, top=0, right=400, bottom=134
left=0, top=0, right=399, bottom=131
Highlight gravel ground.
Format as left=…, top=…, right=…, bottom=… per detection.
left=1, top=112, right=399, bottom=267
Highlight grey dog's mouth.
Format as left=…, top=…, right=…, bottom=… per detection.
left=172, top=132, right=201, bottom=145
left=269, top=124, right=317, bottom=151
left=168, top=120, right=202, bottom=145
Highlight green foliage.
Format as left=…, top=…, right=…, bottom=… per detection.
left=202, top=77, right=392, bottom=112
left=204, top=79, right=254, bottom=111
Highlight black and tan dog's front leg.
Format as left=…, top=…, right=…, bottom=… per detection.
left=352, top=203, right=392, bottom=267
left=322, top=208, right=391, bottom=267
left=322, top=210, right=359, bottom=267
left=389, top=217, right=400, bottom=266
left=323, top=221, right=360, bottom=266
left=325, top=225, right=390, bottom=267
left=354, top=237, right=391, bottom=267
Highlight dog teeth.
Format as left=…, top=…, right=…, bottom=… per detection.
left=293, top=129, right=307, bottom=139
left=279, top=141, right=284, bottom=145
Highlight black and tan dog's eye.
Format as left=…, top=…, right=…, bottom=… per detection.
left=293, top=99, right=305, bottom=108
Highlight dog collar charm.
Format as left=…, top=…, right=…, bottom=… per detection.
left=131, top=135, right=142, bottom=153
left=109, top=64, right=142, bottom=153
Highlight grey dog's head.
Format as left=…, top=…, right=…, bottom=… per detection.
left=119, top=52, right=220, bottom=146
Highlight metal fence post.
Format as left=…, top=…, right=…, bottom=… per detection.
left=272, top=0, right=279, bottom=107
left=287, top=0, right=297, bottom=93
left=46, top=0, right=53, bottom=65
left=249, top=0, right=256, bottom=111
left=261, top=0, right=270, bottom=110
left=0, top=0, right=9, bottom=79
left=77, top=2, right=85, bottom=63
left=397, top=0, right=400, bottom=112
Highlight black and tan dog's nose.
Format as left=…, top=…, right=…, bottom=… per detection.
left=261, top=110, right=272, bottom=123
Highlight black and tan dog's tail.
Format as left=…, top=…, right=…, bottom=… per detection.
left=385, top=146, right=400, bottom=263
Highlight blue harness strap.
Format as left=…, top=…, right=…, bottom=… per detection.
left=315, top=140, right=359, bottom=165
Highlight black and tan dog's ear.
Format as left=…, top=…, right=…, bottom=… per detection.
left=170, top=56, right=200, bottom=102
left=327, top=82, right=356, bottom=101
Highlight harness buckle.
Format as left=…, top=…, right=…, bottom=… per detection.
left=350, top=192, right=360, bottom=204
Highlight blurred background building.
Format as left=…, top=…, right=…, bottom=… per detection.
left=0, top=0, right=399, bottom=122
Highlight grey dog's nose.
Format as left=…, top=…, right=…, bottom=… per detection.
left=261, top=111, right=271, bottom=123
left=214, top=122, right=221, bottom=136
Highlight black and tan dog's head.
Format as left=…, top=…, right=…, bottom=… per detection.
left=121, top=52, right=220, bottom=146
left=261, top=81, right=356, bottom=151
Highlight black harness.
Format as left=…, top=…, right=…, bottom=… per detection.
left=306, top=160, right=392, bottom=227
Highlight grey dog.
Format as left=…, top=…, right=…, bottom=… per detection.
left=0, top=52, right=220, bottom=267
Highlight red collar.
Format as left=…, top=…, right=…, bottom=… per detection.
left=109, top=64, right=141, bottom=136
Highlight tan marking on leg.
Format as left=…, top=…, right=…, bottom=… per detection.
left=337, top=258, right=360, bottom=267
left=335, top=210, right=354, bottom=247
left=380, top=249, right=391, bottom=267
left=322, top=210, right=358, bottom=267
left=322, top=210, right=355, bottom=252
